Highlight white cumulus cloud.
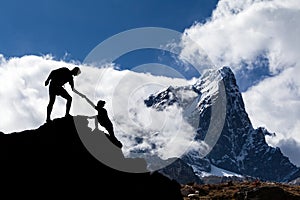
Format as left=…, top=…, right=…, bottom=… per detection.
left=0, top=54, right=202, bottom=160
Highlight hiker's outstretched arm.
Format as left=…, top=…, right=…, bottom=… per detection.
left=73, top=89, right=96, bottom=108
left=73, top=89, right=81, bottom=96
left=84, top=96, right=96, bottom=108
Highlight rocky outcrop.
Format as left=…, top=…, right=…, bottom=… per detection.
left=0, top=116, right=183, bottom=200
left=158, top=158, right=203, bottom=184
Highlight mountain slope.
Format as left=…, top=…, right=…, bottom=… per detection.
left=0, top=116, right=183, bottom=200
left=145, top=66, right=300, bottom=182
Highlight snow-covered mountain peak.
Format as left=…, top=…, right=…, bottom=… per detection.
left=144, top=85, right=180, bottom=110
left=144, top=66, right=300, bottom=183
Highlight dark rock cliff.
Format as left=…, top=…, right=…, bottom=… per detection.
left=0, top=116, right=183, bottom=200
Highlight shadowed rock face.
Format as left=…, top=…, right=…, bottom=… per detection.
left=0, top=116, right=183, bottom=200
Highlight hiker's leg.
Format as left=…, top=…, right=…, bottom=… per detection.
left=59, top=88, right=72, bottom=116
left=106, top=124, right=119, bottom=141
left=66, top=95, right=72, bottom=116
left=107, top=125, right=115, bottom=138
left=105, top=124, right=122, bottom=148
left=47, top=91, right=56, bottom=121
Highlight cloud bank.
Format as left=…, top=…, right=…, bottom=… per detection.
left=181, top=0, right=300, bottom=166
left=0, top=54, right=201, bottom=160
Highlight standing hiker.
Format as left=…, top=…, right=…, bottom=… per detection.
left=45, top=66, right=81, bottom=122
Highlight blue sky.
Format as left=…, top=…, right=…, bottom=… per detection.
left=0, top=0, right=218, bottom=62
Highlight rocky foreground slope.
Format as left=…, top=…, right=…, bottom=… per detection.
left=0, top=116, right=183, bottom=200
left=181, top=180, right=300, bottom=200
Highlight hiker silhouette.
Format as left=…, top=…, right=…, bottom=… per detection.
left=45, top=67, right=81, bottom=122
left=74, top=89, right=123, bottom=148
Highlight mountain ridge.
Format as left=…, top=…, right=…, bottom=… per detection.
left=144, top=66, right=300, bottom=183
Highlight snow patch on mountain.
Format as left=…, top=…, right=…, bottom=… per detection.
left=200, top=165, right=243, bottom=178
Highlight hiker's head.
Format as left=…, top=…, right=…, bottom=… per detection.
left=71, top=67, right=81, bottom=76
left=96, top=100, right=106, bottom=109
